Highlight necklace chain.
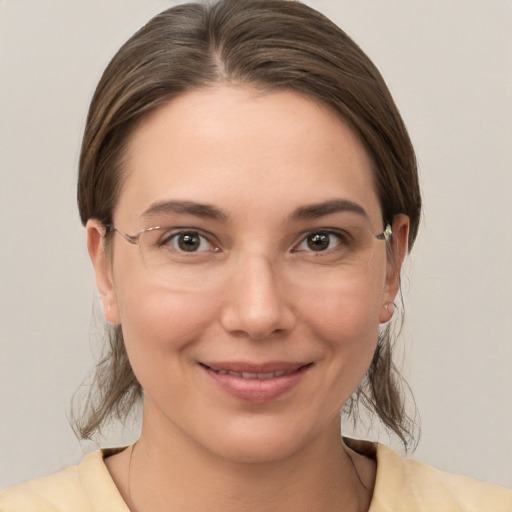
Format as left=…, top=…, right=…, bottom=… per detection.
left=127, top=442, right=139, bottom=512
left=124, top=440, right=367, bottom=512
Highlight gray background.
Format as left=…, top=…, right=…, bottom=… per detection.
left=1, top=0, right=511, bottom=489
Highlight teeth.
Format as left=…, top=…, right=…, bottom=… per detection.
left=213, top=369, right=293, bottom=379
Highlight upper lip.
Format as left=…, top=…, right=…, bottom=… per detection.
left=200, top=361, right=312, bottom=374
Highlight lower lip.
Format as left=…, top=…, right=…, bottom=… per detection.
left=201, top=365, right=311, bottom=403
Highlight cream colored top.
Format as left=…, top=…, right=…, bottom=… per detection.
left=1, top=441, right=511, bottom=511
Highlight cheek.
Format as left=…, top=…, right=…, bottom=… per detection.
left=296, top=269, right=386, bottom=392
left=299, top=267, right=386, bottom=343
left=119, top=286, right=215, bottom=344
left=112, top=262, right=220, bottom=386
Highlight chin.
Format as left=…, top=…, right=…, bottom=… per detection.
left=195, top=412, right=340, bottom=466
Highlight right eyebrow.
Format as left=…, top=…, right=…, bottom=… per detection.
left=141, top=200, right=229, bottom=223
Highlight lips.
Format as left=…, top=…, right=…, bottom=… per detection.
left=210, top=369, right=296, bottom=379
left=199, top=361, right=312, bottom=402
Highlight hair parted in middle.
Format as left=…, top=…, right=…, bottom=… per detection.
left=75, top=0, right=421, bottom=447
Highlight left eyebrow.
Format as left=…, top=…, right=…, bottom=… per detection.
left=290, top=199, right=369, bottom=221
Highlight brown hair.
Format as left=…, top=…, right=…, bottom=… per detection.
left=75, top=0, right=421, bottom=447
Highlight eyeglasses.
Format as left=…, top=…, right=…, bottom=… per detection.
left=105, top=221, right=392, bottom=285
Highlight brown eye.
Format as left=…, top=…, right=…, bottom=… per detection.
left=306, top=232, right=331, bottom=251
left=178, top=233, right=201, bottom=252
left=293, top=230, right=348, bottom=254
left=159, top=231, right=215, bottom=253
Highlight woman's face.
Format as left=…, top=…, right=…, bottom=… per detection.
left=88, top=85, right=408, bottom=463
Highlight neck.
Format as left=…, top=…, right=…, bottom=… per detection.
left=112, top=415, right=375, bottom=512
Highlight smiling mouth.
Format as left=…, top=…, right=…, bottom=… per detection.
left=200, top=361, right=312, bottom=376
left=205, top=367, right=301, bottom=379
left=199, top=361, right=312, bottom=402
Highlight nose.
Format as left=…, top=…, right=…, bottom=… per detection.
left=220, top=255, right=296, bottom=340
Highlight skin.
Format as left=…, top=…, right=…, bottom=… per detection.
left=87, top=85, right=409, bottom=512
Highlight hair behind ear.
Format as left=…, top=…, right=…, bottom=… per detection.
left=71, top=325, right=141, bottom=440
left=344, top=321, right=419, bottom=451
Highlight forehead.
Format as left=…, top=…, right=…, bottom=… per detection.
left=116, top=85, right=381, bottom=227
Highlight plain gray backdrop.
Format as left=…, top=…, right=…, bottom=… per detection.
left=1, top=0, right=511, bottom=490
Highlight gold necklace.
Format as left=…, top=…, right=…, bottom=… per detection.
left=125, top=441, right=368, bottom=512
left=127, top=442, right=139, bottom=512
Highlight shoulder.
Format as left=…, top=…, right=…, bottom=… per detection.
left=0, top=450, right=129, bottom=512
left=371, top=442, right=512, bottom=512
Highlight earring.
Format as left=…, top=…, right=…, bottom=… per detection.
left=383, top=302, right=395, bottom=315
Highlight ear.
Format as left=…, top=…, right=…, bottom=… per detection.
left=379, top=214, right=410, bottom=324
left=86, top=219, right=121, bottom=324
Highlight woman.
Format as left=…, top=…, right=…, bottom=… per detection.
left=1, top=0, right=510, bottom=510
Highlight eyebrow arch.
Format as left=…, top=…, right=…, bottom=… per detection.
left=290, top=199, right=368, bottom=221
left=141, top=200, right=229, bottom=223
